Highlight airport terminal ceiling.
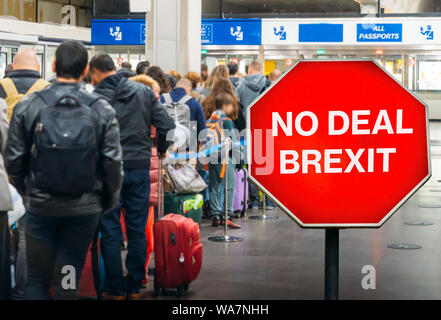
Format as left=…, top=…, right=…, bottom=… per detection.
left=202, top=0, right=441, bottom=16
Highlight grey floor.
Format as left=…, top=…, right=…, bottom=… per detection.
left=144, top=121, right=441, bottom=300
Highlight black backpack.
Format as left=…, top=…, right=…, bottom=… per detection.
left=31, top=90, right=101, bottom=196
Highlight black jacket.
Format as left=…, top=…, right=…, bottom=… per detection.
left=117, top=68, right=136, bottom=78
left=5, top=82, right=123, bottom=217
left=0, top=70, right=43, bottom=98
left=94, top=73, right=175, bottom=170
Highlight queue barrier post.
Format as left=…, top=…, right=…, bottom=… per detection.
left=208, top=138, right=243, bottom=243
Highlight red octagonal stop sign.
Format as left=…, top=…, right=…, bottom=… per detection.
left=247, top=60, right=430, bottom=228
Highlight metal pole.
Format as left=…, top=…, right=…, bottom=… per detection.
left=219, top=0, right=223, bottom=19
left=324, top=228, right=339, bottom=300
left=223, top=145, right=229, bottom=237
left=208, top=139, right=243, bottom=243
left=249, top=189, right=278, bottom=221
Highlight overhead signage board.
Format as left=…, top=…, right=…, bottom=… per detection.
left=216, top=18, right=441, bottom=46
left=356, top=23, right=402, bottom=42
left=299, top=23, right=344, bottom=43
left=92, top=19, right=146, bottom=45
left=201, top=19, right=261, bottom=45
left=261, top=20, right=298, bottom=45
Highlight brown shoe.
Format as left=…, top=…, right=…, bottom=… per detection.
left=221, top=219, right=241, bottom=229
left=127, top=292, right=142, bottom=300
left=102, top=291, right=126, bottom=300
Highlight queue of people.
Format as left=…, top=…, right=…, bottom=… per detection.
left=0, top=40, right=282, bottom=300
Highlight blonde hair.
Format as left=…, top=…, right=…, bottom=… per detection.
left=168, top=70, right=182, bottom=80
left=204, top=65, right=229, bottom=90
left=184, top=71, right=202, bottom=89
left=130, top=74, right=161, bottom=95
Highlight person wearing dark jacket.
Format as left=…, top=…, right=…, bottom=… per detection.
left=1, top=50, right=49, bottom=300
left=160, top=78, right=206, bottom=136
left=0, top=50, right=47, bottom=100
left=89, top=54, right=175, bottom=300
left=235, top=60, right=274, bottom=210
left=117, top=62, right=136, bottom=78
left=0, top=50, right=49, bottom=121
left=5, top=41, right=123, bottom=300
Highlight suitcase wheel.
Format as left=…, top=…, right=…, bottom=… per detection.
left=183, top=283, right=189, bottom=292
left=153, top=288, right=160, bottom=297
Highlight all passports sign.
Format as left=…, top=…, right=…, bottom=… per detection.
left=247, top=60, right=430, bottom=299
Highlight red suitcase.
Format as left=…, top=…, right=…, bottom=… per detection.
left=78, top=239, right=101, bottom=299
left=153, top=214, right=203, bottom=297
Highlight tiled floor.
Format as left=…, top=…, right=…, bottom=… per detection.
left=144, top=121, right=441, bottom=300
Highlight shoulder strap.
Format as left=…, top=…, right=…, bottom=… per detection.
left=0, top=78, right=20, bottom=98
left=178, top=95, right=192, bottom=105
left=36, top=89, right=101, bottom=109
left=78, top=92, right=103, bottom=108
left=34, top=88, right=59, bottom=107
left=162, top=93, right=173, bottom=104
left=260, top=79, right=272, bottom=95
left=25, top=79, right=50, bottom=95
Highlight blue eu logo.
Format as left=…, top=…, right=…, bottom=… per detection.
left=274, top=26, right=287, bottom=40
left=420, top=25, right=434, bottom=40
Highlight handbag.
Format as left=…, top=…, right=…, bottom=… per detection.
left=166, top=164, right=207, bottom=194
left=7, top=184, right=25, bottom=227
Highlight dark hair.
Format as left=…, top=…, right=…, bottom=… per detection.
left=146, top=66, right=171, bottom=94
left=136, top=60, right=150, bottom=75
left=215, top=93, right=235, bottom=111
left=167, top=74, right=177, bottom=90
left=227, top=62, right=238, bottom=76
left=121, top=62, right=132, bottom=69
left=55, top=40, right=88, bottom=79
left=201, top=63, right=208, bottom=81
left=89, top=54, right=116, bottom=73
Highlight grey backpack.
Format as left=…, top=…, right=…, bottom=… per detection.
left=162, top=93, right=191, bottom=131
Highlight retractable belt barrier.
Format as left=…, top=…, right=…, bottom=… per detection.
left=167, top=140, right=245, bottom=161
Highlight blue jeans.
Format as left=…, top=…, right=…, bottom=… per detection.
left=23, top=212, right=100, bottom=300
left=198, top=170, right=209, bottom=203
left=100, top=169, right=150, bottom=296
left=209, top=160, right=235, bottom=218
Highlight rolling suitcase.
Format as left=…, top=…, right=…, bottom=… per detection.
left=153, top=214, right=203, bottom=297
left=163, top=192, right=203, bottom=226
left=78, top=237, right=103, bottom=299
left=233, top=168, right=249, bottom=217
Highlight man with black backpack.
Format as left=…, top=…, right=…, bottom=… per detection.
left=89, top=54, right=175, bottom=300
left=5, top=41, right=123, bottom=300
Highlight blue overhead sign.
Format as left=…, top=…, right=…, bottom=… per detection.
left=92, top=19, right=146, bottom=45
left=299, top=24, right=344, bottom=42
left=357, top=23, right=402, bottom=42
left=201, top=19, right=261, bottom=45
